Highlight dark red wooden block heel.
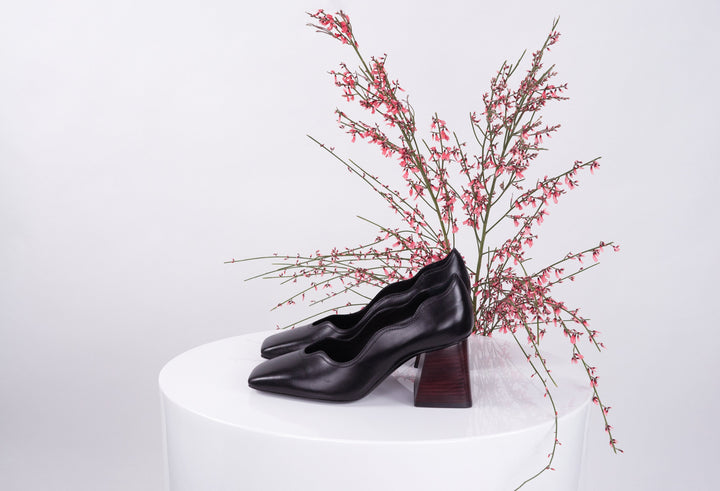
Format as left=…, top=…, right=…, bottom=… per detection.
left=414, top=339, right=472, bottom=408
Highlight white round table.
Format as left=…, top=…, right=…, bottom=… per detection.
left=159, top=331, right=592, bottom=490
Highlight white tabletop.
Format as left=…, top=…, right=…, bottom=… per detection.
left=159, top=331, right=591, bottom=443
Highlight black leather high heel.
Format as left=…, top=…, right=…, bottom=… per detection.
left=260, top=249, right=470, bottom=359
left=248, top=274, right=473, bottom=406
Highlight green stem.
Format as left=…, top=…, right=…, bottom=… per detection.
left=510, top=330, right=560, bottom=490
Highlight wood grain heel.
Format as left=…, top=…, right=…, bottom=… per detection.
left=414, top=339, right=472, bottom=408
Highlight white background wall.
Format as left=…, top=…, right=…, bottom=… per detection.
left=1, top=0, right=718, bottom=489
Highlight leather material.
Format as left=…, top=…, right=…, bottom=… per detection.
left=260, top=249, right=471, bottom=359
left=248, top=274, right=473, bottom=402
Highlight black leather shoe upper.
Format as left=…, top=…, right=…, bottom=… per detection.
left=260, top=249, right=470, bottom=359
left=248, top=274, right=473, bottom=402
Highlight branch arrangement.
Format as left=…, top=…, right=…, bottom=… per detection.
left=230, top=10, right=622, bottom=487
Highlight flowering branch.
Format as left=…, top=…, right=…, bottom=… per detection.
left=230, top=10, right=622, bottom=484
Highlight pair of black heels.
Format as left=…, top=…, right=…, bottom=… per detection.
left=248, top=249, right=475, bottom=407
